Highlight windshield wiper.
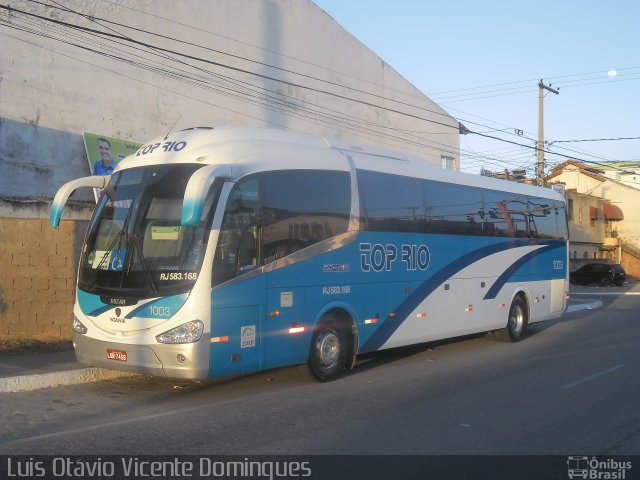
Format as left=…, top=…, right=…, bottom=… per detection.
left=89, top=197, right=136, bottom=289
left=126, top=232, right=159, bottom=296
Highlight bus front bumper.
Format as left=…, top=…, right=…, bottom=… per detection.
left=73, top=333, right=210, bottom=379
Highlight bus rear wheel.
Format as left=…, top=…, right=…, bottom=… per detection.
left=308, top=315, right=347, bottom=382
left=497, top=295, right=528, bottom=342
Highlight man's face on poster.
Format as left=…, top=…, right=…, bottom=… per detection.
left=97, top=139, right=113, bottom=164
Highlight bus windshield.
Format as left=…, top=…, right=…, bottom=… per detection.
left=78, top=164, right=221, bottom=298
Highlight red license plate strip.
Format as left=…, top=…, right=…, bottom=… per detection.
left=106, top=349, right=128, bottom=362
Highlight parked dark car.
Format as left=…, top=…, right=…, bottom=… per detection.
left=570, top=263, right=626, bottom=286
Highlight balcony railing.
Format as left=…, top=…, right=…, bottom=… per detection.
left=601, top=237, right=621, bottom=250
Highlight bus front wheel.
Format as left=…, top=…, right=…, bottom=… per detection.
left=497, top=294, right=528, bottom=342
left=308, top=316, right=347, bottom=382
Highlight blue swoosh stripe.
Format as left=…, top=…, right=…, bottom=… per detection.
left=89, top=304, right=115, bottom=317
left=483, top=244, right=557, bottom=299
left=125, top=298, right=163, bottom=318
left=360, top=239, right=557, bottom=352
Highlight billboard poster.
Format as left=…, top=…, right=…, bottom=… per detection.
left=82, top=132, right=142, bottom=202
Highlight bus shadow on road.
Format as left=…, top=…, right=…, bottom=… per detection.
left=351, top=334, right=490, bottom=375
left=350, top=322, right=563, bottom=377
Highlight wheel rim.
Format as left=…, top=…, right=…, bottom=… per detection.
left=315, top=330, right=340, bottom=369
left=509, top=304, right=525, bottom=337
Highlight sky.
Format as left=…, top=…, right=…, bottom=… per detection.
left=313, top=0, right=640, bottom=175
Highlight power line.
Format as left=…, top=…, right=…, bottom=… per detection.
left=0, top=25, right=462, bottom=161
left=15, top=1, right=464, bottom=131
left=3, top=1, right=504, bottom=163
left=1, top=2, right=636, bottom=175
left=426, top=67, right=640, bottom=96
left=0, top=10, right=458, bottom=155
left=58, top=0, right=640, bottom=118
left=434, top=74, right=640, bottom=104
left=470, top=131, right=636, bottom=172
left=99, top=0, right=433, bottom=105
left=7, top=0, right=563, bottom=144
left=0, top=1, right=558, bottom=161
left=552, top=136, right=640, bottom=143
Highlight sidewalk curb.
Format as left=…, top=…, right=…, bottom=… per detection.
left=0, top=367, right=135, bottom=393
left=571, top=292, right=640, bottom=296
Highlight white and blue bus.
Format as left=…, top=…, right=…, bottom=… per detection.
left=51, top=127, right=569, bottom=381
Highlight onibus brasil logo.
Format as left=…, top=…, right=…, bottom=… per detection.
left=567, top=457, right=632, bottom=479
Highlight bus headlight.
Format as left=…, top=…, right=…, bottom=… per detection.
left=72, top=316, right=88, bottom=334
left=156, top=320, right=204, bottom=344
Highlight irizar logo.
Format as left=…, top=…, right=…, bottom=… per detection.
left=567, top=456, right=632, bottom=479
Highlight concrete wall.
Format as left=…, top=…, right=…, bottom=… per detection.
left=622, top=244, right=640, bottom=280
left=0, top=0, right=459, bottom=340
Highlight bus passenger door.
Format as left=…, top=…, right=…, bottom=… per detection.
left=264, top=286, right=308, bottom=370
left=209, top=176, right=266, bottom=377
left=210, top=276, right=265, bottom=377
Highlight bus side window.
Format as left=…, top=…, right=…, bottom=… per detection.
left=237, top=228, right=257, bottom=271
left=260, top=170, right=350, bottom=264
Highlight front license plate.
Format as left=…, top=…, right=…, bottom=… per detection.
left=106, top=349, right=128, bottom=362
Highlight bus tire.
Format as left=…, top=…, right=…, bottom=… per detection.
left=308, top=315, right=347, bottom=382
left=497, top=294, right=528, bottom=342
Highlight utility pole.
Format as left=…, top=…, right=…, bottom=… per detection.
left=537, top=79, right=559, bottom=187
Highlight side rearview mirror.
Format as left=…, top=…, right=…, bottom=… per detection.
left=50, top=175, right=109, bottom=229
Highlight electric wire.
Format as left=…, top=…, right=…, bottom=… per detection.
left=7, top=2, right=462, bottom=133
left=0, top=22, right=465, bottom=161
left=0, top=13, right=456, bottom=155
left=0, top=2, right=635, bottom=175
left=553, top=136, right=640, bottom=143
left=6, top=2, right=489, bottom=167
left=80, top=0, right=640, bottom=113
left=17, top=0, right=593, bottom=147
left=0, top=4, right=470, bottom=158
left=5, top=0, right=621, bottom=152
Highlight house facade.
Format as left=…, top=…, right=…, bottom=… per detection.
left=547, top=161, right=639, bottom=278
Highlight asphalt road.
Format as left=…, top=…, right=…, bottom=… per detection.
left=1, top=294, right=639, bottom=455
